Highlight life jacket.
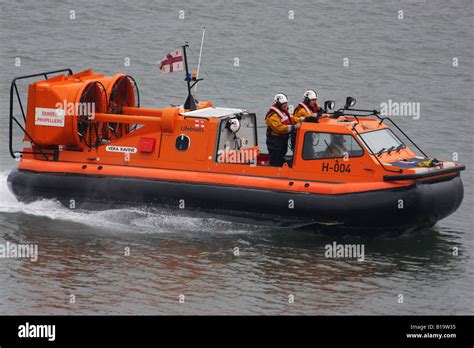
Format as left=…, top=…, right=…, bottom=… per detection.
left=265, top=105, right=291, bottom=125
left=418, top=158, right=441, bottom=168
left=295, top=101, right=319, bottom=115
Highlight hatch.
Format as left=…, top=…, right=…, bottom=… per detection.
left=181, top=107, right=246, bottom=118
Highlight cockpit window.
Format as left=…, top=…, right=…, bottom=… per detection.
left=357, top=129, right=404, bottom=154
left=302, top=132, right=364, bottom=160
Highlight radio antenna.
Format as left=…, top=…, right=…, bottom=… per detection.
left=195, top=27, right=206, bottom=93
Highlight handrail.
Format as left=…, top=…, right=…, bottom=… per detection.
left=9, top=69, right=73, bottom=160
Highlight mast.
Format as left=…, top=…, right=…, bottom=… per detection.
left=183, top=44, right=196, bottom=111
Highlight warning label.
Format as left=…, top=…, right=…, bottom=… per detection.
left=35, top=108, right=65, bottom=127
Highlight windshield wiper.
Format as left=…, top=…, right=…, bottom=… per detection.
left=376, top=147, right=386, bottom=157
left=395, top=144, right=404, bottom=153
left=386, top=146, right=396, bottom=154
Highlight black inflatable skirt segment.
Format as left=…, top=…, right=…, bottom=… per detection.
left=7, top=169, right=464, bottom=233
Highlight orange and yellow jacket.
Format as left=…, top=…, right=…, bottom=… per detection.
left=265, top=106, right=294, bottom=137
left=293, top=101, right=321, bottom=123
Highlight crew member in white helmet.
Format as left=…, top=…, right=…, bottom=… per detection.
left=290, top=89, right=323, bottom=150
left=293, top=89, right=321, bottom=122
left=265, top=93, right=300, bottom=166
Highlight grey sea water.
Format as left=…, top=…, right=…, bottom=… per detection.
left=0, top=0, right=472, bottom=314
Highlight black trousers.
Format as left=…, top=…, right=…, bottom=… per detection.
left=266, top=130, right=289, bottom=167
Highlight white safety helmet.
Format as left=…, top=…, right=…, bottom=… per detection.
left=303, top=89, right=318, bottom=102
left=274, top=93, right=289, bottom=106
left=228, top=118, right=241, bottom=133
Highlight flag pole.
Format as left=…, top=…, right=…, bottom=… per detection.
left=183, top=43, right=196, bottom=110
left=194, top=27, right=206, bottom=93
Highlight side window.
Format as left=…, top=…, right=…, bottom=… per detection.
left=302, top=132, right=364, bottom=160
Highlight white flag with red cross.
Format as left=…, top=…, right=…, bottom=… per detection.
left=195, top=119, right=205, bottom=129
left=158, top=48, right=184, bottom=74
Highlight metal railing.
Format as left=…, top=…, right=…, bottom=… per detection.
left=9, top=69, right=73, bottom=160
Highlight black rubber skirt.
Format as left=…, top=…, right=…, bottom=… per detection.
left=7, top=169, right=464, bottom=232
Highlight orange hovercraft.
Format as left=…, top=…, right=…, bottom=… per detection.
left=7, top=52, right=465, bottom=233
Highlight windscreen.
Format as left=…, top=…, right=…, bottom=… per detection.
left=358, top=129, right=404, bottom=154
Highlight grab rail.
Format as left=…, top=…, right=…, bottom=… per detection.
left=9, top=69, right=73, bottom=160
